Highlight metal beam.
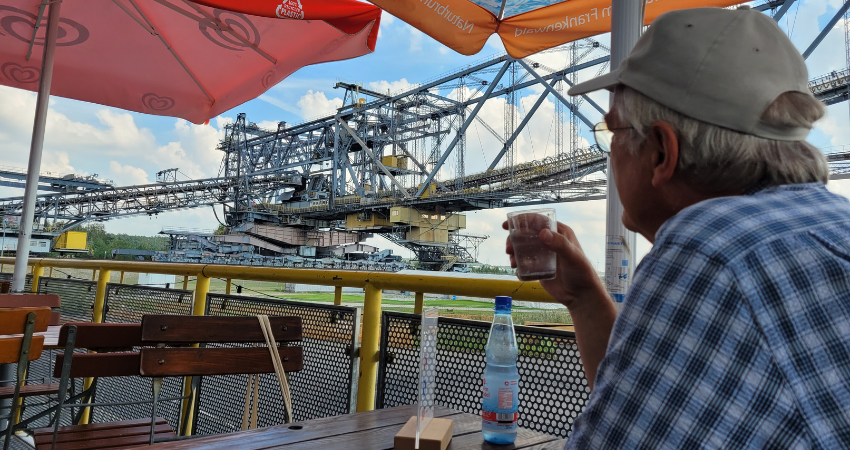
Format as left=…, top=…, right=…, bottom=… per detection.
left=517, top=60, right=595, bottom=129
left=337, top=120, right=413, bottom=199
left=560, top=76, right=607, bottom=115
left=415, top=61, right=512, bottom=197
left=772, top=0, right=797, bottom=21
left=803, top=0, right=850, bottom=59
left=488, top=78, right=558, bottom=171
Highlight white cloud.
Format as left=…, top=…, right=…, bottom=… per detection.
left=367, top=78, right=416, bottom=95
left=439, top=47, right=450, bottom=55
left=296, top=90, right=343, bottom=120
left=410, top=27, right=423, bottom=52
left=109, top=161, right=150, bottom=186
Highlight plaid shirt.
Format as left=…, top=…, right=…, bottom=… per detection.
left=567, top=183, right=850, bottom=449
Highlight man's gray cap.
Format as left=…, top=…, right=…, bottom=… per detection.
left=569, top=7, right=812, bottom=141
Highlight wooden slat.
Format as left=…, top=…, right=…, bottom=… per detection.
left=35, top=430, right=177, bottom=450
left=0, top=382, right=61, bottom=399
left=0, top=335, right=44, bottom=363
left=144, top=405, right=460, bottom=450
left=53, top=352, right=141, bottom=378
left=34, top=420, right=171, bottom=444
left=0, top=307, right=50, bottom=334
left=140, top=347, right=302, bottom=377
left=0, top=294, right=61, bottom=308
left=141, top=315, right=302, bottom=343
left=58, top=323, right=144, bottom=350
left=34, top=418, right=169, bottom=440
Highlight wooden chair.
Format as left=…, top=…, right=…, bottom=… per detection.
left=32, top=314, right=303, bottom=449
left=0, top=307, right=52, bottom=450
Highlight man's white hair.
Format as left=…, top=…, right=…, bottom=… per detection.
left=613, top=86, right=828, bottom=194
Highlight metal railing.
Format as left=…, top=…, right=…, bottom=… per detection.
left=1, top=257, right=557, bottom=436
left=377, top=312, right=588, bottom=438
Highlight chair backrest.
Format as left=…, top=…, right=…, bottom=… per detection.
left=0, top=294, right=62, bottom=326
left=0, top=307, right=51, bottom=364
left=52, top=323, right=146, bottom=379
left=0, top=294, right=61, bottom=309
left=0, top=281, right=9, bottom=293
left=138, top=315, right=303, bottom=377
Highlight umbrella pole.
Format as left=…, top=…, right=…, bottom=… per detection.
left=603, top=0, right=644, bottom=310
left=11, top=0, right=62, bottom=293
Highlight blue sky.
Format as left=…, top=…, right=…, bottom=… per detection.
left=1, top=0, right=849, bottom=269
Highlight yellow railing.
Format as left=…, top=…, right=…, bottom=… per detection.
left=1, top=256, right=555, bottom=417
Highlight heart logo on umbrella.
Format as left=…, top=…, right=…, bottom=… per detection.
left=321, top=36, right=348, bottom=55
left=199, top=9, right=260, bottom=52
left=142, top=93, right=175, bottom=111
left=0, top=5, right=89, bottom=47
left=262, top=70, right=276, bottom=89
left=1, top=62, right=39, bottom=84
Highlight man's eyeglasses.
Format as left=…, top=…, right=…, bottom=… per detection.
left=593, top=122, right=634, bottom=153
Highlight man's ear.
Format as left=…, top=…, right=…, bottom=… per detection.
left=649, top=122, right=679, bottom=188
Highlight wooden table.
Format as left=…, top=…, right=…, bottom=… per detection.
left=4, top=325, right=61, bottom=349
left=149, top=405, right=567, bottom=449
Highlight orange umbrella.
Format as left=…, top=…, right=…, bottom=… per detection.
left=367, top=0, right=740, bottom=57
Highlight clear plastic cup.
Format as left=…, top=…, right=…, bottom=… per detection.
left=507, top=209, right=557, bottom=281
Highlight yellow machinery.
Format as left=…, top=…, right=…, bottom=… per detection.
left=54, top=231, right=88, bottom=253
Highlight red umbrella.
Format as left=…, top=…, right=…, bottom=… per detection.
left=0, top=0, right=381, bottom=292
left=0, top=0, right=381, bottom=124
left=365, top=0, right=738, bottom=57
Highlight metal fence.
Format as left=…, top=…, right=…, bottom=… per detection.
left=376, top=311, right=589, bottom=438
left=86, top=284, right=194, bottom=430
left=194, top=294, right=360, bottom=435
left=37, top=277, right=96, bottom=323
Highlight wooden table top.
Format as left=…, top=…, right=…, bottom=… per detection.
left=149, top=405, right=567, bottom=449
left=3, top=325, right=61, bottom=349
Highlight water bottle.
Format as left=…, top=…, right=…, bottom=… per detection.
left=481, top=296, right=519, bottom=444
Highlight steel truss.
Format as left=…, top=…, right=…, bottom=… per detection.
left=0, top=2, right=847, bottom=270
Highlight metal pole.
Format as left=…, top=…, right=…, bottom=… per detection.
left=356, top=283, right=382, bottom=411
left=604, top=0, right=643, bottom=309
left=12, top=0, right=61, bottom=293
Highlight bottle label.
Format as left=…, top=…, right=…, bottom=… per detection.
left=482, top=377, right=518, bottom=431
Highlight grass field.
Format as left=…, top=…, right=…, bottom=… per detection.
left=7, top=266, right=572, bottom=325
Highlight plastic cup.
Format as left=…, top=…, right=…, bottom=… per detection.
left=507, top=209, right=557, bottom=281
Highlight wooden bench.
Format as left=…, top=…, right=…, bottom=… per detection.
left=32, top=315, right=303, bottom=449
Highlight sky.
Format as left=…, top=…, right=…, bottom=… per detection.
left=1, top=0, right=849, bottom=272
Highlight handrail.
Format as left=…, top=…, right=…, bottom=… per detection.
left=2, top=257, right=554, bottom=302
left=4, top=256, right=558, bottom=417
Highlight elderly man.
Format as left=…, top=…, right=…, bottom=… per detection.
left=505, top=6, right=850, bottom=449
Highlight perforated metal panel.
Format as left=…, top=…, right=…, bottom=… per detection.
left=377, top=311, right=589, bottom=438
left=195, top=294, right=360, bottom=436
left=89, top=284, right=194, bottom=431
left=0, top=273, right=32, bottom=293
left=103, top=283, right=193, bottom=323
left=37, top=277, right=96, bottom=323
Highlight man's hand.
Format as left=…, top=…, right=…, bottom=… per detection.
left=504, top=220, right=605, bottom=308
left=505, top=220, right=616, bottom=390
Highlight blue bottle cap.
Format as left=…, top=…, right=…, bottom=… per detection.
left=495, top=296, right=512, bottom=310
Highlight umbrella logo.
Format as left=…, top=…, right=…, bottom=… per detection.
left=199, top=10, right=260, bottom=52
left=1, top=62, right=39, bottom=84
left=0, top=6, right=89, bottom=47
left=262, top=70, right=276, bottom=89
left=276, top=0, right=305, bottom=20
left=142, top=93, right=175, bottom=112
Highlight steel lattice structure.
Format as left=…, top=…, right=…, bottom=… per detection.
left=0, top=0, right=848, bottom=270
